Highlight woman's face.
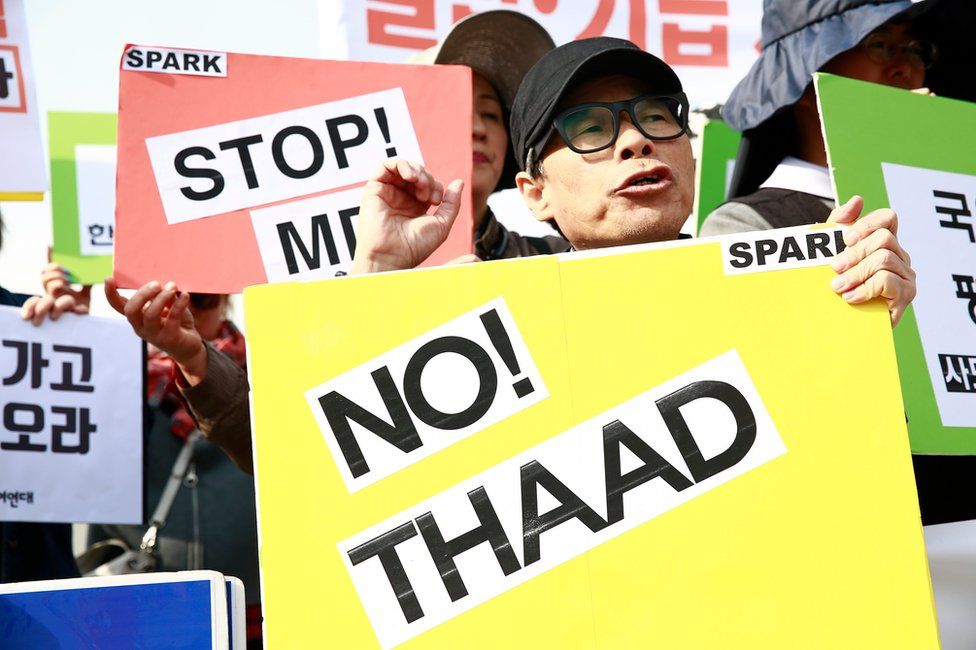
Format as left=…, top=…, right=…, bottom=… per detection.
left=471, top=73, right=509, bottom=203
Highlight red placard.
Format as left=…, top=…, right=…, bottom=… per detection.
left=115, top=46, right=473, bottom=293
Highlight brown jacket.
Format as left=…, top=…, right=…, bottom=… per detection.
left=179, top=211, right=570, bottom=474
left=179, top=344, right=253, bottom=472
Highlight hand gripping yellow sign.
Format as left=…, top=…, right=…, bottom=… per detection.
left=244, top=227, right=937, bottom=649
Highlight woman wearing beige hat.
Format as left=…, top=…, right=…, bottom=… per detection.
left=412, top=10, right=570, bottom=260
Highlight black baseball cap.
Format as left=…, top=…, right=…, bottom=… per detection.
left=510, top=37, right=683, bottom=172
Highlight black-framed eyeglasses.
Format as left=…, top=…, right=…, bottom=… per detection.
left=552, top=92, right=689, bottom=154
left=862, top=34, right=938, bottom=70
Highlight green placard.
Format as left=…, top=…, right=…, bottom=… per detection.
left=694, top=118, right=741, bottom=234
left=817, top=73, right=976, bottom=454
left=49, top=111, right=117, bottom=285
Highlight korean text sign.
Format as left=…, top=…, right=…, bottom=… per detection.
left=49, top=112, right=118, bottom=285
left=0, top=307, right=143, bottom=524
left=338, top=0, right=762, bottom=110
left=116, top=46, right=473, bottom=293
left=0, top=0, right=46, bottom=197
left=244, top=230, right=935, bottom=648
left=817, top=73, right=976, bottom=452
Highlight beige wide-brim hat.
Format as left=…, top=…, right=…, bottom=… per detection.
left=409, top=10, right=555, bottom=109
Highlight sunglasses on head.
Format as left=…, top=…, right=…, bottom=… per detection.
left=552, top=92, right=689, bottom=154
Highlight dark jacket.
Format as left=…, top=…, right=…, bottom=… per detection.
left=474, top=209, right=571, bottom=261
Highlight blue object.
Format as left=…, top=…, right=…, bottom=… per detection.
left=0, top=580, right=216, bottom=649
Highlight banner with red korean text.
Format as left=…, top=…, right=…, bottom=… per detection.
left=115, top=45, right=473, bottom=293
left=334, top=0, right=762, bottom=109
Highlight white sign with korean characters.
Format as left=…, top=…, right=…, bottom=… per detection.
left=882, top=163, right=976, bottom=427
left=0, top=307, right=143, bottom=523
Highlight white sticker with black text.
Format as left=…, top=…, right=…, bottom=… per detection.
left=882, top=163, right=976, bottom=427
left=122, top=45, right=227, bottom=77
left=250, top=187, right=361, bottom=282
left=146, top=87, right=421, bottom=224
left=339, top=349, right=785, bottom=649
left=722, top=225, right=847, bottom=275
left=306, top=298, right=548, bottom=493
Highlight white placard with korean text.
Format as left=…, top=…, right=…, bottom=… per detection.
left=882, top=163, right=976, bottom=427
left=0, top=0, right=47, bottom=193
left=75, top=144, right=117, bottom=256
left=0, top=307, right=143, bottom=523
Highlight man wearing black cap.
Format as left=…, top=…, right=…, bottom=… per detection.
left=351, top=36, right=916, bottom=330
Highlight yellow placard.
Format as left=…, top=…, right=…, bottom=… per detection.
left=245, top=230, right=936, bottom=649
left=0, top=192, right=44, bottom=201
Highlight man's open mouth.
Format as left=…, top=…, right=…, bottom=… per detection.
left=616, top=167, right=673, bottom=194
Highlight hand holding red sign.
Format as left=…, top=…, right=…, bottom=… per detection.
left=351, top=159, right=465, bottom=274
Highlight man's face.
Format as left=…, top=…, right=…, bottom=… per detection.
left=821, top=22, right=926, bottom=89
left=517, top=74, right=694, bottom=250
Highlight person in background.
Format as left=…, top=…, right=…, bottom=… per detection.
left=698, top=0, right=976, bottom=527
left=701, top=0, right=971, bottom=236
left=411, top=9, right=569, bottom=260
left=0, top=211, right=79, bottom=583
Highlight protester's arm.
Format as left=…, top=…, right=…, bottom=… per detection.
left=350, top=158, right=464, bottom=274
left=20, top=263, right=91, bottom=324
left=698, top=202, right=774, bottom=236
left=177, top=343, right=254, bottom=474
left=104, top=278, right=254, bottom=472
left=827, top=196, right=916, bottom=327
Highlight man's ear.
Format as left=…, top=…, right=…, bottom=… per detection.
left=516, top=170, right=556, bottom=225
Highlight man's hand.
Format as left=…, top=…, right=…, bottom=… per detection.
left=20, top=263, right=91, bottom=325
left=104, top=278, right=209, bottom=385
left=828, top=196, right=917, bottom=327
left=350, top=158, right=464, bottom=274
